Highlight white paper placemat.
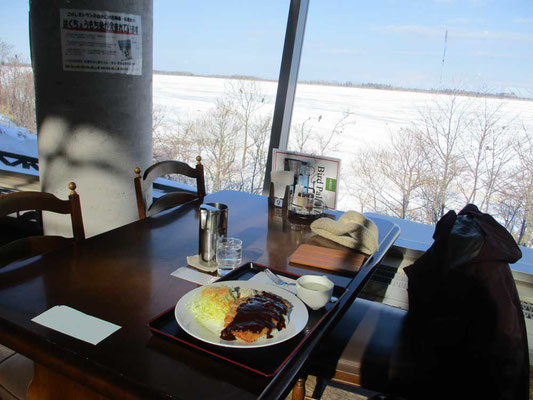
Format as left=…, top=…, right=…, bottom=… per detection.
left=31, top=305, right=121, bottom=345
left=171, top=266, right=218, bottom=286
left=249, top=271, right=297, bottom=294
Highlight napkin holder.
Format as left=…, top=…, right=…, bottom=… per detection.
left=268, top=182, right=290, bottom=211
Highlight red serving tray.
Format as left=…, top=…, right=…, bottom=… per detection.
left=147, top=262, right=345, bottom=377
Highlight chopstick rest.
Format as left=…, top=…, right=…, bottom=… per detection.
left=31, top=305, right=121, bottom=345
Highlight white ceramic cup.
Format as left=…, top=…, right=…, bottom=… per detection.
left=296, top=275, right=334, bottom=310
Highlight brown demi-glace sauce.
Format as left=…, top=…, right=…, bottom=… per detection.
left=220, top=291, right=289, bottom=341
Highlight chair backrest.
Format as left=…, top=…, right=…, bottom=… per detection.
left=134, top=156, right=206, bottom=219
left=0, top=182, right=85, bottom=268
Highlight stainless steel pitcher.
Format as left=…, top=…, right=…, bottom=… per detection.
left=199, top=203, right=228, bottom=263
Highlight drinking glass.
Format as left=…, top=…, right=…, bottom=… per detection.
left=304, top=193, right=315, bottom=213
left=216, top=237, right=242, bottom=276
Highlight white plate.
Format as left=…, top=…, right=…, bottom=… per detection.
left=175, top=280, right=309, bottom=348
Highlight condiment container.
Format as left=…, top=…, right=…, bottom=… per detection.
left=199, top=203, right=228, bottom=264
left=296, top=275, right=334, bottom=310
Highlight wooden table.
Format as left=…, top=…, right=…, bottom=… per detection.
left=0, top=190, right=399, bottom=399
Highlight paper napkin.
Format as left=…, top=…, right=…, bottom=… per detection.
left=171, top=266, right=219, bottom=286
left=32, top=305, right=121, bottom=345
left=249, top=271, right=297, bottom=294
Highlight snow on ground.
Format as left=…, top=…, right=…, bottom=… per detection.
left=153, top=74, right=277, bottom=123
left=0, top=115, right=38, bottom=178
left=153, top=74, right=533, bottom=150
left=153, top=74, right=533, bottom=209
left=0, top=114, right=37, bottom=158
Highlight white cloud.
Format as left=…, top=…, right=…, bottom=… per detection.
left=446, top=17, right=470, bottom=25
left=434, top=0, right=494, bottom=5
left=378, top=25, right=533, bottom=41
left=513, top=18, right=533, bottom=24
left=391, top=50, right=441, bottom=56
left=455, top=29, right=533, bottom=41
left=327, top=48, right=355, bottom=55
left=470, top=50, right=533, bottom=59
left=379, top=25, right=443, bottom=35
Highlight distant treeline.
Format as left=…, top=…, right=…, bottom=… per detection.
left=153, top=70, right=265, bottom=82
left=153, top=70, right=530, bottom=101
left=300, top=80, right=525, bottom=100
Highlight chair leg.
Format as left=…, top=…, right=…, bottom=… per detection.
left=292, top=376, right=306, bottom=400
left=311, top=376, right=327, bottom=399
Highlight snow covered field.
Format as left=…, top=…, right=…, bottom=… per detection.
left=153, top=73, right=533, bottom=209
left=0, top=114, right=37, bottom=158
left=153, top=73, right=533, bottom=146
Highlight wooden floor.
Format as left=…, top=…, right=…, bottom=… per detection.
left=286, top=376, right=375, bottom=400
left=0, top=343, right=376, bottom=400
left=1, top=344, right=531, bottom=400
left=1, top=343, right=375, bottom=400
left=0, top=345, right=33, bottom=400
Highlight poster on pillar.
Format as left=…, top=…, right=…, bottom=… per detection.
left=272, top=149, right=341, bottom=210
left=60, top=9, right=142, bottom=75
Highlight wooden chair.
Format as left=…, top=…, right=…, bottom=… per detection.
left=290, top=220, right=409, bottom=400
left=0, top=182, right=85, bottom=268
left=134, top=156, right=206, bottom=219
left=291, top=299, right=412, bottom=400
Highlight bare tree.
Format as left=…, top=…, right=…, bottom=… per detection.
left=378, top=128, right=425, bottom=218
left=348, top=128, right=425, bottom=219
left=150, top=107, right=200, bottom=187
left=511, top=126, right=533, bottom=246
left=0, top=39, right=36, bottom=133
left=495, top=195, right=522, bottom=236
left=246, top=115, right=272, bottom=194
left=340, top=91, right=530, bottom=247
left=152, top=105, right=166, bottom=138
left=195, top=99, right=240, bottom=192
left=289, top=111, right=355, bottom=156
left=151, top=106, right=168, bottom=161
left=152, top=107, right=198, bottom=163
left=460, top=99, right=515, bottom=212
left=0, top=40, right=13, bottom=62
left=151, top=80, right=272, bottom=194
left=414, top=95, right=470, bottom=223
left=316, top=110, right=354, bottom=156
left=290, top=117, right=315, bottom=153
left=346, top=149, right=384, bottom=213
left=226, top=80, right=265, bottom=168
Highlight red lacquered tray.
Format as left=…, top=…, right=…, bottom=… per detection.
left=147, top=262, right=345, bottom=377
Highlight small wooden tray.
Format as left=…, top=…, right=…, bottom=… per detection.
left=289, top=244, right=365, bottom=274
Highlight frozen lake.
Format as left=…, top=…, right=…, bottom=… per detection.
left=153, top=74, right=533, bottom=208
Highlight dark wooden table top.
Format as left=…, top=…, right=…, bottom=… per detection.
left=0, top=190, right=398, bottom=399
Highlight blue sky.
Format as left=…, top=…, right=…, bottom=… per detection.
left=1, top=1, right=532, bottom=95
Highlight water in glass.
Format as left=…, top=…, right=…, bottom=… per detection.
left=216, top=237, right=242, bottom=276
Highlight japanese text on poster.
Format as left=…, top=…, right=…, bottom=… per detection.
left=60, top=9, right=142, bottom=75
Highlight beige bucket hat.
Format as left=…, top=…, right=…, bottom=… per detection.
left=310, top=211, right=378, bottom=255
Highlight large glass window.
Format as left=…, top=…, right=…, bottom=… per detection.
left=153, top=0, right=288, bottom=194
left=290, top=0, right=533, bottom=246
left=0, top=2, right=38, bottom=193
left=0, top=2, right=35, bottom=134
